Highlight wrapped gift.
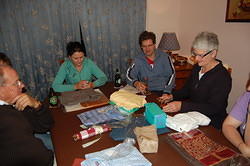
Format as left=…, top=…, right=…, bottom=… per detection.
left=144, top=103, right=166, bottom=128
left=73, top=124, right=111, bottom=141
left=134, top=125, right=158, bottom=153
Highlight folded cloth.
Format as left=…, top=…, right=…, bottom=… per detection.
left=81, top=142, right=151, bottom=166
left=166, top=111, right=211, bottom=132
left=110, top=90, right=147, bottom=110
left=185, top=112, right=211, bottom=126
left=60, top=88, right=102, bottom=106
left=77, top=105, right=127, bottom=126
left=119, top=85, right=140, bottom=94
left=110, top=116, right=147, bottom=141
left=109, top=101, right=139, bottom=115
left=110, top=116, right=170, bottom=141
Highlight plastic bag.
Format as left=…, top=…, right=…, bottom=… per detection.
left=107, top=138, right=135, bottom=160
left=81, top=138, right=151, bottom=166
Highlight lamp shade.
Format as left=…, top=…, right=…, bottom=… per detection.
left=158, top=32, right=180, bottom=51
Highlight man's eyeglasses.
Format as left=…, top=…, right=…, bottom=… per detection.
left=3, top=79, right=23, bottom=87
left=141, top=44, right=155, bottom=49
left=191, top=50, right=214, bottom=58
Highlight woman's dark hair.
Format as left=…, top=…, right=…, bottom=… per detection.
left=66, top=41, right=85, bottom=57
left=0, top=52, right=12, bottom=66
left=139, top=31, right=156, bottom=46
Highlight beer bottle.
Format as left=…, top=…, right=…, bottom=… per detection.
left=114, top=68, right=122, bottom=88
left=49, top=88, right=58, bottom=107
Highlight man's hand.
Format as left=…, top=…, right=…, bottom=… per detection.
left=157, top=94, right=173, bottom=104
left=12, top=93, right=41, bottom=111
left=162, top=101, right=182, bottom=113
left=75, top=80, right=94, bottom=90
left=134, top=81, right=147, bottom=93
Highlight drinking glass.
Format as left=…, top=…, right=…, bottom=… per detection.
left=141, top=77, right=151, bottom=96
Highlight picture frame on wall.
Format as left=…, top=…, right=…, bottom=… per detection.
left=225, top=0, right=250, bottom=22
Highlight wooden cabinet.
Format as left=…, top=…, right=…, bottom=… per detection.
left=174, top=62, right=193, bottom=90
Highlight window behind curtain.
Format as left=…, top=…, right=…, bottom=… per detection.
left=0, top=0, right=146, bottom=99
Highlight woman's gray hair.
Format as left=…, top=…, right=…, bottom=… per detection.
left=192, top=31, right=219, bottom=51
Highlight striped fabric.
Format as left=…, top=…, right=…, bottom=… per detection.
left=77, top=105, right=126, bottom=126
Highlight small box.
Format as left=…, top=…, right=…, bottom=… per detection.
left=144, top=103, right=167, bottom=129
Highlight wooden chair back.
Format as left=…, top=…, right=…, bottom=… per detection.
left=58, top=59, right=65, bottom=65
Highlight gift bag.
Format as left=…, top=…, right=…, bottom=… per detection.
left=134, top=125, right=158, bottom=153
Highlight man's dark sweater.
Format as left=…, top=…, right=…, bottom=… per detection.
left=173, top=61, right=232, bottom=129
left=0, top=103, right=54, bottom=166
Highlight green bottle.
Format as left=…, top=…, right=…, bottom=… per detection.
left=49, top=88, right=58, bottom=107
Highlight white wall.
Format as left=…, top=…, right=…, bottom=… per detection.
left=146, top=0, right=181, bottom=46
left=147, top=0, right=250, bottom=112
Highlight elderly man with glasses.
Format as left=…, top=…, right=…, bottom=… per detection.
left=0, top=65, right=54, bottom=166
left=159, top=31, right=232, bottom=129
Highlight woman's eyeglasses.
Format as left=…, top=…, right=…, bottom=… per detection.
left=191, top=50, right=214, bottom=58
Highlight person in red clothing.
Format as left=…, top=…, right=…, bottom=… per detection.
left=0, top=65, right=54, bottom=166
left=126, top=31, right=175, bottom=96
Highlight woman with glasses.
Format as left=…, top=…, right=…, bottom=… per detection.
left=222, top=75, right=250, bottom=157
left=159, top=31, right=232, bottom=129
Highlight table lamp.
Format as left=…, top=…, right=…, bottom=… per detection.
left=158, top=32, right=180, bottom=55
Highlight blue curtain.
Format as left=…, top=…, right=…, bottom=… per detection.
left=0, top=0, right=146, bottom=99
